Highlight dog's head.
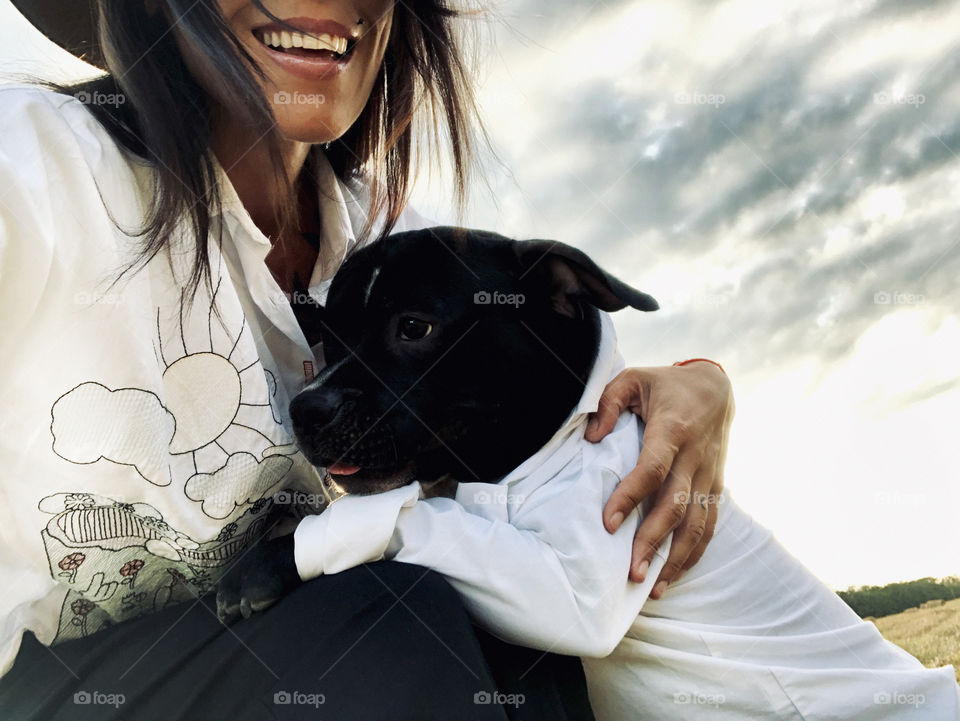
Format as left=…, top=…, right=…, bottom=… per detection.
left=289, top=227, right=657, bottom=494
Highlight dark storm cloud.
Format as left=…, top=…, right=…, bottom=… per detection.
left=867, top=0, right=956, bottom=20
left=482, top=0, right=960, bottom=373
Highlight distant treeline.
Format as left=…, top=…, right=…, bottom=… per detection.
left=838, top=576, right=960, bottom=618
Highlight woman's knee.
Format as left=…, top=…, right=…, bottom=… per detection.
left=359, top=561, right=462, bottom=611
left=254, top=561, right=480, bottom=675
left=281, top=561, right=462, bottom=627
left=257, top=563, right=504, bottom=720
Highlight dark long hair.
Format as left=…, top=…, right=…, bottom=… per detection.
left=26, top=0, right=488, bottom=300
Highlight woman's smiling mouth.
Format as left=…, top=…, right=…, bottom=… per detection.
left=258, top=29, right=350, bottom=56
left=252, top=17, right=359, bottom=79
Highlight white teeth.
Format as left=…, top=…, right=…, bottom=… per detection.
left=259, top=29, right=349, bottom=54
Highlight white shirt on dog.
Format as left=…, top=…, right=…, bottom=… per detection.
left=294, top=311, right=960, bottom=720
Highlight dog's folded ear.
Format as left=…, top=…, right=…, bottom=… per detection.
left=514, top=239, right=659, bottom=318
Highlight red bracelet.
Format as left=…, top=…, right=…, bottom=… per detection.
left=673, top=358, right=726, bottom=374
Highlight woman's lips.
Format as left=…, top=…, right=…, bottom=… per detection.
left=251, top=17, right=357, bottom=81
left=257, top=42, right=350, bottom=81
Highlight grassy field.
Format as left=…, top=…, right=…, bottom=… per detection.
left=873, top=597, right=960, bottom=682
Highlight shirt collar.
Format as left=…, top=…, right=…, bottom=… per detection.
left=209, top=149, right=380, bottom=287
left=497, top=311, right=623, bottom=486
left=209, top=151, right=248, bottom=220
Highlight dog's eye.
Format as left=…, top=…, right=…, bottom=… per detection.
left=398, top=317, right=433, bottom=341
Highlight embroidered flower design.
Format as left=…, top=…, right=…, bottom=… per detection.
left=120, top=559, right=144, bottom=576
left=71, top=598, right=95, bottom=617
left=216, top=522, right=238, bottom=541
left=70, top=597, right=96, bottom=636
left=119, top=559, right=145, bottom=589
left=64, top=493, right=95, bottom=510
left=57, top=552, right=86, bottom=583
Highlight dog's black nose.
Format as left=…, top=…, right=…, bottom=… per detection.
left=289, top=387, right=361, bottom=430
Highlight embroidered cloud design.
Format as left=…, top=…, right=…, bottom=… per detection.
left=184, top=452, right=293, bottom=519
left=51, top=382, right=177, bottom=486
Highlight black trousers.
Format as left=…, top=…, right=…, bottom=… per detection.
left=0, top=562, right=595, bottom=721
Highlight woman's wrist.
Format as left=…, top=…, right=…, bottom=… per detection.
left=672, top=358, right=726, bottom=375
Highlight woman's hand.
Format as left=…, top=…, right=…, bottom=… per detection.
left=585, top=361, right=734, bottom=598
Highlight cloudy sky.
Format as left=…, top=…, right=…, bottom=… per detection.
left=2, top=0, right=958, bottom=589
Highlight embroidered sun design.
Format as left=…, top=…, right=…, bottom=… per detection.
left=155, top=277, right=285, bottom=465
left=51, top=272, right=297, bottom=518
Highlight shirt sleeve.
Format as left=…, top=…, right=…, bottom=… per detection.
left=0, top=94, right=62, bottom=353
left=0, top=87, right=140, bottom=354
left=294, top=412, right=671, bottom=658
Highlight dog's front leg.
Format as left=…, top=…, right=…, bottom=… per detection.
left=216, top=533, right=301, bottom=623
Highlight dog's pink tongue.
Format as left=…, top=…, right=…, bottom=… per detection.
left=328, top=463, right=361, bottom=475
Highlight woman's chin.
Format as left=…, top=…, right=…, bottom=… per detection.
left=271, top=104, right=354, bottom=145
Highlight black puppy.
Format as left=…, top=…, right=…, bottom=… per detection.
left=217, top=227, right=657, bottom=621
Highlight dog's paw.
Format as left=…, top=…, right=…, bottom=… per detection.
left=216, top=534, right=300, bottom=623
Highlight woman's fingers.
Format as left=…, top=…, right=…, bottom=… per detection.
left=626, top=443, right=701, bottom=582
left=603, top=420, right=680, bottom=533
left=591, top=363, right=735, bottom=584
left=678, top=497, right=718, bottom=574
left=649, top=462, right=715, bottom=596
left=677, top=435, right=726, bottom=574
left=585, top=370, right=634, bottom=442
left=627, top=472, right=690, bottom=583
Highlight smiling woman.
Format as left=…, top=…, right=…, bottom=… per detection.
left=0, top=0, right=743, bottom=719
left=0, top=0, right=608, bottom=717
left=15, top=0, right=480, bottom=301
